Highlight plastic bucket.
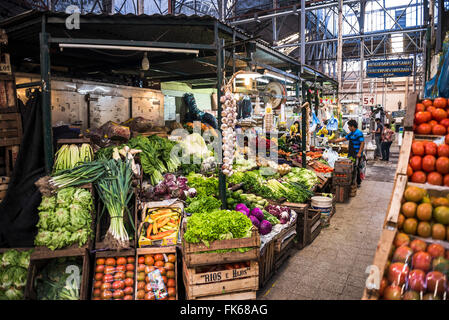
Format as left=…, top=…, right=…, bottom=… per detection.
left=311, top=196, right=333, bottom=225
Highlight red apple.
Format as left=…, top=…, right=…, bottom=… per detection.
left=410, top=239, right=427, bottom=253
left=388, top=262, right=410, bottom=286
left=426, top=271, right=447, bottom=296
left=379, top=277, right=388, bottom=297
left=407, top=269, right=426, bottom=292
left=412, top=251, right=432, bottom=272
left=427, top=243, right=445, bottom=258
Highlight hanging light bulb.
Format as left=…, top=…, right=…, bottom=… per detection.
left=141, top=52, right=149, bottom=71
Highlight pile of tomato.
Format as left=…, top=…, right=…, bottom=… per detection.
left=408, top=138, right=449, bottom=186
left=414, top=98, right=449, bottom=135
left=91, top=256, right=135, bottom=300
left=136, top=253, right=177, bottom=300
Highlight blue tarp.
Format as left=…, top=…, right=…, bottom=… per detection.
left=425, top=37, right=449, bottom=98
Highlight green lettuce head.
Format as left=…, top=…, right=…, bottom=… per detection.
left=36, top=210, right=56, bottom=231
left=72, top=189, right=93, bottom=209
left=0, top=250, right=21, bottom=268
left=34, top=230, right=53, bottom=247
left=56, top=187, right=76, bottom=208
left=17, top=251, right=32, bottom=270
left=4, top=286, right=23, bottom=300
left=38, top=196, right=56, bottom=211
left=67, top=203, right=91, bottom=232
left=54, top=207, right=70, bottom=228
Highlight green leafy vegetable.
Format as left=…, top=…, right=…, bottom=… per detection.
left=186, top=196, right=222, bottom=214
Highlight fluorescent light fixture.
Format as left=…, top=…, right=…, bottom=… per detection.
left=256, top=78, right=269, bottom=83
left=263, top=70, right=295, bottom=83
left=235, top=71, right=262, bottom=80
left=141, top=52, right=149, bottom=71
left=59, top=43, right=199, bottom=55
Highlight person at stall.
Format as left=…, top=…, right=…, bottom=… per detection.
left=381, top=123, right=395, bottom=162
left=317, top=120, right=329, bottom=137
left=329, top=119, right=365, bottom=187
left=372, top=118, right=383, bottom=159
left=289, top=121, right=302, bottom=144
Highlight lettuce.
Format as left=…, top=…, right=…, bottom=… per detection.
left=184, top=210, right=253, bottom=246
left=36, top=210, right=56, bottom=231
left=38, top=196, right=56, bottom=211
left=72, top=188, right=93, bottom=209
left=67, top=203, right=91, bottom=232
left=54, top=207, right=70, bottom=228
left=34, top=230, right=53, bottom=247
left=1, top=250, right=20, bottom=268
left=5, top=286, right=23, bottom=300
left=185, top=196, right=221, bottom=214
left=56, top=187, right=76, bottom=208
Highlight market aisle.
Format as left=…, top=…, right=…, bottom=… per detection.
left=259, top=144, right=399, bottom=300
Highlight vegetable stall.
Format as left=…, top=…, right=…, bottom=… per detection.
left=0, top=11, right=339, bottom=300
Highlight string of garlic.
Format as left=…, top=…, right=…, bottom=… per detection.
left=219, top=88, right=237, bottom=176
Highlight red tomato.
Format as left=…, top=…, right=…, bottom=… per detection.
left=105, top=258, right=116, bottom=266
left=432, top=108, right=448, bottom=122
left=408, top=269, right=426, bottom=292
left=124, top=286, right=134, bottom=295
left=422, top=99, right=433, bottom=108
left=425, top=142, right=438, bottom=155
left=409, top=155, right=422, bottom=171
left=92, top=289, right=101, bottom=297
left=407, top=164, right=413, bottom=177
left=94, top=273, right=103, bottom=281
left=422, top=155, right=436, bottom=172
left=144, top=283, right=152, bottom=293
left=428, top=120, right=438, bottom=128
left=387, top=262, right=410, bottom=286
left=137, top=281, right=145, bottom=290
left=127, top=257, right=135, bottom=264
left=95, top=265, right=105, bottom=273
left=436, top=156, right=449, bottom=174
left=124, top=278, right=134, bottom=287
left=114, top=272, right=125, bottom=281
left=438, top=144, right=449, bottom=157
left=93, top=281, right=102, bottom=289
left=116, top=257, right=127, bottom=265
left=101, top=290, right=112, bottom=300
left=112, top=281, right=124, bottom=290
left=412, top=251, right=432, bottom=272
left=113, top=290, right=124, bottom=299
left=416, top=103, right=425, bottom=113
left=444, top=174, right=449, bottom=186
left=126, top=264, right=135, bottom=271
left=125, top=271, right=134, bottom=279
left=411, top=141, right=425, bottom=156
left=101, top=282, right=111, bottom=291
left=416, top=123, right=432, bottom=135
left=415, top=112, right=429, bottom=125
left=123, top=294, right=133, bottom=300
left=103, top=274, right=114, bottom=283
left=136, top=290, right=145, bottom=300
left=92, top=297, right=101, bottom=301
left=96, top=258, right=105, bottom=265
left=104, top=266, right=116, bottom=274
left=426, top=271, right=447, bottom=296
left=138, top=256, right=145, bottom=264
left=144, top=291, right=156, bottom=300
left=115, top=265, right=126, bottom=273
left=432, top=124, right=447, bottom=135
left=434, top=97, right=448, bottom=109
left=427, top=172, right=443, bottom=186
left=411, top=171, right=426, bottom=183
left=440, top=118, right=449, bottom=128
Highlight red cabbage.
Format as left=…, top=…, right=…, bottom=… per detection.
left=259, top=220, right=272, bottom=235
left=251, top=208, right=264, bottom=221
left=249, top=216, right=260, bottom=229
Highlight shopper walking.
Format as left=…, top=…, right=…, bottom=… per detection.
left=381, top=124, right=395, bottom=161
left=329, top=119, right=365, bottom=187
left=372, top=118, right=383, bottom=159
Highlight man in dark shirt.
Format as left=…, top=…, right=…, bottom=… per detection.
left=373, top=118, right=383, bottom=159
left=329, top=119, right=365, bottom=187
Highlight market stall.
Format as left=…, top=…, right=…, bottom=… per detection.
left=0, top=11, right=340, bottom=300
left=363, top=95, right=449, bottom=300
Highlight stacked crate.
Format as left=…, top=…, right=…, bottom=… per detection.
left=332, top=158, right=354, bottom=203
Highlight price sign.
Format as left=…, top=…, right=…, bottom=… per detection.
left=363, top=94, right=375, bottom=106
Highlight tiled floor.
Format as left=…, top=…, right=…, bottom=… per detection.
left=259, top=144, right=399, bottom=300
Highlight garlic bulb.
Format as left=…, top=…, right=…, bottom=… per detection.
left=220, top=89, right=238, bottom=177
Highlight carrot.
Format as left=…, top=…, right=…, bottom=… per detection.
left=146, top=224, right=153, bottom=238
left=149, top=230, right=175, bottom=240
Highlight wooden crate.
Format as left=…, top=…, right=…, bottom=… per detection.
left=95, top=189, right=138, bottom=250
left=403, top=92, right=419, bottom=131
left=183, top=259, right=258, bottom=300
left=395, top=131, right=413, bottom=176
left=274, top=215, right=297, bottom=254
left=281, top=202, right=308, bottom=249
left=4, top=145, right=18, bottom=176
left=306, top=209, right=322, bottom=245
left=0, top=113, right=22, bottom=147
left=334, top=185, right=350, bottom=203
left=25, top=249, right=90, bottom=300
left=182, top=226, right=260, bottom=268
left=135, top=246, right=178, bottom=300
left=0, top=74, right=18, bottom=113
left=349, top=183, right=357, bottom=197
left=187, top=290, right=257, bottom=300
left=56, top=138, right=91, bottom=149
left=92, top=249, right=136, bottom=300
left=258, top=238, right=275, bottom=288
left=274, top=238, right=296, bottom=271
left=33, top=184, right=96, bottom=255
left=383, top=174, right=408, bottom=228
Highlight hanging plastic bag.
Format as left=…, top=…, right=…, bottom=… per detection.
left=342, top=121, right=350, bottom=135
left=358, top=155, right=367, bottom=181
left=327, top=116, right=338, bottom=131
left=323, top=147, right=339, bottom=168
